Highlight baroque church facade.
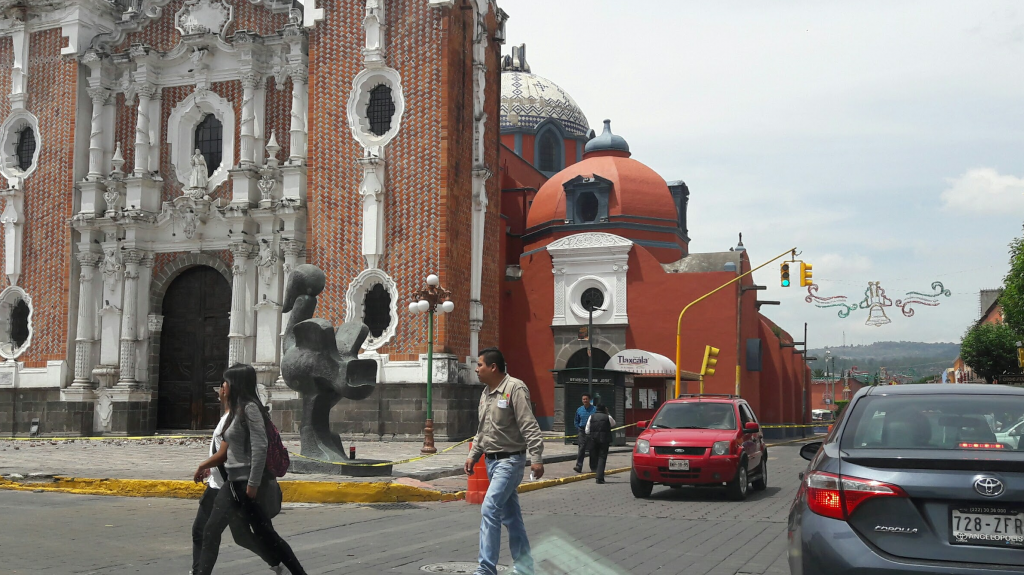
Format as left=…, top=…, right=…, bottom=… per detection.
left=0, top=0, right=506, bottom=437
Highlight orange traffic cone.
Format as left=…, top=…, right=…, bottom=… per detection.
left=466, top=442, right=489, bottom=504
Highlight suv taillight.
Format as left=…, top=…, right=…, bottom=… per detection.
left=805, top=471, right=907, bottom=521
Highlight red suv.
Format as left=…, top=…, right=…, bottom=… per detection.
left=630, top=394, right=767, bottom=500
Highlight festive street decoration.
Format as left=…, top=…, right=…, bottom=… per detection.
left=805, top=281, right=951, bottom=326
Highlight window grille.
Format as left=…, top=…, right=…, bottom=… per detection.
left=15, top=127, right=35, bottom=171
left=194, top=114, right=223, bottom=172
left=367, top=84, right=395, bottom=136
left=538, top=131, right=560, bottom=172
left=577, top=192, right=599, bottom=223
left=363, top=283, right=392, bottom=338
left=580, top=287, right=604, bottom=312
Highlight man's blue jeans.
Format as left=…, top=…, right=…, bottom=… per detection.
left=475, top=453, right=534, bottom=575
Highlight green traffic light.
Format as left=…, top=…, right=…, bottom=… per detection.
left=782, top=279, right=790, bottom=287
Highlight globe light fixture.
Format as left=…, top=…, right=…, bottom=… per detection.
left=409, top=274, right=454, bottom=454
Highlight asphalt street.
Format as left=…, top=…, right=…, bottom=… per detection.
left=0, top=445, right=808, bottom=575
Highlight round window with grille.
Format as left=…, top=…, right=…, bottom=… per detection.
left=580, top=287, right=604, bottom=312
left=366, top=84, right=396, bottom=137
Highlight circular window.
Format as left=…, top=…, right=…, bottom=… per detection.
left=0, top=287, right=32, bottom=360
left=580, top=287, right=604, bottom=312
left=367, top=84, right=395, bottom=137
left=577, top=192, right=599, bottom=223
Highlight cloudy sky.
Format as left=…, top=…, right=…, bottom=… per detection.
left=502, top=0, right=1024, bottom=348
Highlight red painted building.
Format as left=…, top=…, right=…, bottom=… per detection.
left=497, top=46, right=810, bottom=431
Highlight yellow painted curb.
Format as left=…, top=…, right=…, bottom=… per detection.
left=516, top=466, right=631, bottom=494
left=0, top=476, right=454, bottom=503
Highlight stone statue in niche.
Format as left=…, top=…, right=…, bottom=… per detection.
left=185, top=148, right=210, bottom=200
left=281, top=264, right=390, bottom=475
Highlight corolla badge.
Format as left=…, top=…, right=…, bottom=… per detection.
left=874, top=525, right=918, bottom=534
left=974, top=477, right=1004, bottom=497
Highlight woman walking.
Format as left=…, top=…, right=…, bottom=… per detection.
left=194, top=364, right=305, bottom=575
left=585, top=404, right=615, bottom=484
left=191, top=377, right=282, bottom=575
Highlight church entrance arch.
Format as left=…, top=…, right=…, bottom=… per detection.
left=157, top=266, right=231, bottom=430
left=565, top=347, right=611, bottom=371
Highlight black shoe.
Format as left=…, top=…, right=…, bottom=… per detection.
left=596, top=479, right=605, bottom=484
left=573, top=466, right=582, bottom=474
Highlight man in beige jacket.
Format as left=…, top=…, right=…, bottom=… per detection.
left=464, top=347, right=545, bottom=575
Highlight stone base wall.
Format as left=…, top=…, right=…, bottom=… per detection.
left=0, top=389, right=94, bottom=437
left=268, top=382, right=483, bottom=442
left=109, top=401, right=157, bottom=436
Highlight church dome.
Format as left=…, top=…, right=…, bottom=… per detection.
left=500, top=46, right=590, bottom=138
left=526, top=121, right=678, bottom=230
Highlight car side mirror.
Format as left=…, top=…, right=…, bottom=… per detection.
left=636, top=420, right=648, bottom=430
left=799, top=441, right=823, bottom=461
left=744, top=422, right=760, bottom=433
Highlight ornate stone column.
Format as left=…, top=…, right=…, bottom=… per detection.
left=240, top=72, right=260, bottom=168
left=71, top=251, right=103, bottom=389
left=87, top=88, right=109, bottom=180
left=133, top=84, right=155, bottom=177
left=288, top=68, right=308, bottom=164
left=469, top=168, right=491, bottom=363
left=116, top=249, right=144, bottom=388
left=229, top=242, right=256, bottom=365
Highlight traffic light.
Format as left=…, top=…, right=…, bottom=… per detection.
left=701, top=345, right=720, bottom=377
left=800, top=262, right=813, bottom=287
left=781, top=262, right=791, bottom=287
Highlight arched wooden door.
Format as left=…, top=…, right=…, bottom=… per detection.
left=157, top=266, right=232, bottom=430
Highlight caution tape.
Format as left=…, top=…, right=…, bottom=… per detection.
left=287, top=437, right=473, bottom=468
left=761, top=422, right=834, bottom=429
left=0, top=434, right=209, bottom=442
left=545, top=422, right=638, bottom=441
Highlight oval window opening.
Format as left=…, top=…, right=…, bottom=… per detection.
left=363, top=283, right=392, bottom=338
left=367, top=84, right=396, bottom=137
left=15, top=127, right=36, bottom=171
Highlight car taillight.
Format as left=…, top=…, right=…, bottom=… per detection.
left=959, top=442, right=1005, bottom=450
left=804, top=471, right=907, bottom=521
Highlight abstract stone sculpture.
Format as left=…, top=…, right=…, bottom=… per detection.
left=281, top=264, right=378, bottom=463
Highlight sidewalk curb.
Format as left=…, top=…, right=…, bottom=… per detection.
left=403, top=446, right=633, bottom=482
left=0, top=476, right=456, bottom=503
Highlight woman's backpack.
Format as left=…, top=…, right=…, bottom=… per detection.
left=263, top=415, right=291, bottom=478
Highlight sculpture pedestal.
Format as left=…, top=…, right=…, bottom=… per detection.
left=288, top=457, right=393, bottom=477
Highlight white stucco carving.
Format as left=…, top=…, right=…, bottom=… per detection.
left=344, top=268, right=398, bottom=351
left=346, top=67, right=405, bottom=153
left=167, top=90, right=236, bottom=194
left=0, top=286, right=32, bottom=360
left=547, top=233, right=632, bottom=327
left=175, top=0, right=234, bottom=38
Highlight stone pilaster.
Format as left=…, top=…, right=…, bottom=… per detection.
left=133, top=84, right=155, bottom=177
left=229, top=242, right=256, bottom=365
left=71, top=251, right=103, bottom=389
left=87, top=87, right=109, bottom=180
left=240, top=72, right=260, bottom=168
left=116, top=249, right=144, bottom=388
left=288, top=68, right=308, bottom=164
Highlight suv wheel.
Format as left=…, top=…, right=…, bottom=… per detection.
left=752, top=457, right=768, bottom=491
left=726, top=458, right=749, bottom=501
left=630, top=469, right=653, bottom=499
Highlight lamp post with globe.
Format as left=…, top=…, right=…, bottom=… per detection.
left=409, top=274, right=454, bottom=454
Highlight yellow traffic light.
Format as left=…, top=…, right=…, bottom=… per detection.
left=781, top=263, right=791, bottom=287
left=1017, top=346, right=1024, bottom=369
left=701, top=345, right=720, bottom=377
left=800, top=262, right=813, bottom=287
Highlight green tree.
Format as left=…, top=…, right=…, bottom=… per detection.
left=959, top=323, right=1021, bottom=383
left=812, top=369, right=825, bottom=378
left=1001, top=227, right=1024, bottom=335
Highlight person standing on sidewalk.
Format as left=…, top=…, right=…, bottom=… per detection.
left=585, top=404, right=615, bottom=484
left=191, top=379, right=282, bottom=575
left=464, top=347, right=545, bottom=576
left=572, top=394, right=596, bottom=474
left=195, top=364, right=306, bottom=575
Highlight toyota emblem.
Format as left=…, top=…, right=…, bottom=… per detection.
left=974, top=477, right=1004, bottom=497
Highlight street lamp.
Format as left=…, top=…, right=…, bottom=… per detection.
left=580, top=288, right=606, bottom=402
left=408, top=274, right=454, bottom=455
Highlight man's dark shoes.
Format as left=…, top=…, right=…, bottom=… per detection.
left=572, top=465, right=582, bottom=474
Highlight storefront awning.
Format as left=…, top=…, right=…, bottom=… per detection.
left=605, top=349, right=685, bottom=378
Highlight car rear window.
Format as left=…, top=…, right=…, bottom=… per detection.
left=839, top=394, right=1024, bottom=451
left=650, top=402, right=737, bottom=430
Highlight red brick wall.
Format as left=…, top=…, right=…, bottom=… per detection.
left=13, top=29, right=78, bottom=366
left=116, top=0, right=288, bottom=52
left=479, top=7, right=503, bottom=354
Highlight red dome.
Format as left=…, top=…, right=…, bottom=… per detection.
left=526, top=151, right=678, bottom=230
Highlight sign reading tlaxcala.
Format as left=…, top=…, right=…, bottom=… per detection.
left=604, top=349, right=677, bottom=376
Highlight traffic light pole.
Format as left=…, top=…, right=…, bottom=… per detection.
left=674, top=247, right=797, bottom=398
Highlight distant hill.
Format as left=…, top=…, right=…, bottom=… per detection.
left=806, top=341, right=960, bottom=378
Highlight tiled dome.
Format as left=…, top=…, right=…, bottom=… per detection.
left=501, top=71, right=590, bottom=138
